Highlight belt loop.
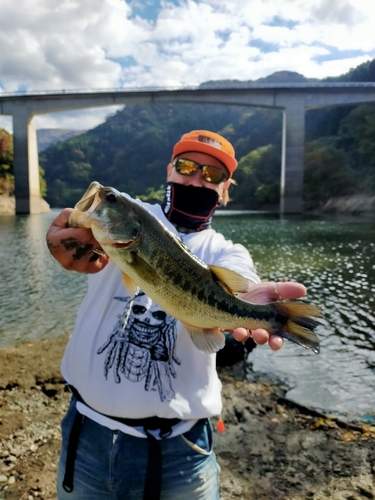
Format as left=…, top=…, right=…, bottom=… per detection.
left=143, top=431, right=162, bottom=500
left=62, top=409, right=86, bottom=493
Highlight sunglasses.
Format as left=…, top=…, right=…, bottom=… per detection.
left=173, top=158, right=228, bottom=185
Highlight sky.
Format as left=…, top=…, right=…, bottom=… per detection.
left=1, top=0, right=375, bottom=133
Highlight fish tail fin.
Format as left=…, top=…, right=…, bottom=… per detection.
left=272, top=302, right=322, bottom=354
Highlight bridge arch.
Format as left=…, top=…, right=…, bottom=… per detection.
left=1, top=83, right=375, bottom=214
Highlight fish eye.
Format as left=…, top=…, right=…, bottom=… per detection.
left=106, top=193, right=117, bottom=203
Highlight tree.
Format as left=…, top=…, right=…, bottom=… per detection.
left=38, top=60, right=375, bottom=209
left=231, top=144, right=281, bottom=208
left=39, top=166, right=47, bottom=198
left=0, top=128, right=47, bottom=198
left=0, top=129, right=14, bottom=195
left=304, top=141, right=358, bottom=209
left=0, top=129, right=13, bottom=176
left=337, top=104, right=375, bottom=191
left=137, top=185, right=165, bottom=203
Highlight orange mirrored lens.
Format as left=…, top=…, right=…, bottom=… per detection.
left=175, top=159, right=197, bottom=175
left=174, top=159, right=227, bottom=184
left=201, top=166, right=226, bottom=184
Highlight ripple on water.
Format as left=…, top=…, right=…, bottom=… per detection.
left=213, top=214, right=375, bottom=419
left=0, top=212, right=87, bottom=346
left=1, top=212, right=375, bottom=419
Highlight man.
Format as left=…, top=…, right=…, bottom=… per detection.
left=47, top=130, right=307, bottom=500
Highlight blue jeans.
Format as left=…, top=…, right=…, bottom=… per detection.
left=57, top=398, right=220, bottom=500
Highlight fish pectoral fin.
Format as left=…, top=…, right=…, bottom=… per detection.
left=208, top=265, right=250, bottom=295
left=121, top=272, right=139, bottom=298
left=184, top=324, right=226, bottom=354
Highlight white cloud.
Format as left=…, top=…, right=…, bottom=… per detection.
left=1, top=0, right=375, bottom=133
left=310, top=0, right=364, bottom=26
left=306, top=55, right=374, bottom=79
left=0, top=106, right=123, bottom=134
left=0, top=116, right=12, bottom=132
left=0, top=0, right=134, bottom=91
left=34, top=106, right=124, bottom=131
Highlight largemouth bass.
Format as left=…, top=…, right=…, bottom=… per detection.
left=68, top=182, right=322, bottom=354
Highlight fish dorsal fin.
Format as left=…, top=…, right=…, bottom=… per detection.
left=184, top=324, right=226, bottom=354
left=208, top=265, right=250, bottom=295
left=121, top=272, right=139, bottom=298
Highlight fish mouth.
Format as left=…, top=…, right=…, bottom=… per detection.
left=75, top=182, right=103, bottom=213
left=111, top=241, right=134, bottom=249
left=75, top=182, right=121, bottom=215
left=96, top=236, right=137, bottom=249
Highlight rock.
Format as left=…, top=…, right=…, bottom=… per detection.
left=321, top=194, right=375, bottom=214
left=0, top=195, right=50, bottom=215
left=216, top=333, right=256, bottom=367
left=0, top=194, right=15, bottom=215
left=2, top=336, right=375, bottom=500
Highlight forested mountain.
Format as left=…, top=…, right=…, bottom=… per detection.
left=37, top=129, right=84, bottom=152
left=199, top=70, right=319, bottom=88
left=40, top=103, right=284, bottom=208
left=13, top=59, right=375, bottom=209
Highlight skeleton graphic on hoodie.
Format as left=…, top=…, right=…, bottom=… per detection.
left=97, top=291, right=180, bottom=402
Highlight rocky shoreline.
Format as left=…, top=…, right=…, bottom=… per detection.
left=0, top=334, right=374, bottom=499
left=0, top=195, right=50, bottom=215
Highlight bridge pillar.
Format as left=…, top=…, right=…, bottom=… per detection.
left=280, top=102, right=305, bottom=214
left=12, top=107, right=41, bottom=214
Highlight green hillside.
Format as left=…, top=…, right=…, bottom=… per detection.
left=37, top=129, right=84, bottom=152
left=40, top=103, right=284, bottom=208
left=7, top=58, right=375, bottom=210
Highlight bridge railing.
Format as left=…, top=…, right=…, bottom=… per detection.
left=1, top=81, right=375, bottom=98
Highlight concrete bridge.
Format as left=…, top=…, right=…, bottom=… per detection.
left=1, top=83, right=375, bottom=214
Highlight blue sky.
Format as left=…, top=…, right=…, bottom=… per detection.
left=1, top=0, right=375, bottom=131
left=129, top=0, right=182, bottom=21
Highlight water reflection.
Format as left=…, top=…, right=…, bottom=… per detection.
left=213, top=214, right=375, bottom=419
left=0, top=211, right=87, bottom=345
left=0, top=211, right=375, bottom=419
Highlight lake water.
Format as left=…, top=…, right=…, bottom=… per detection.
left=1, top=210, right=375, bottom=422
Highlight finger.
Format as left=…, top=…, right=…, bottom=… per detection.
left=231, top=328, right=284, bottom=351
left=49, top=208, right=96, bottom=245
left=46, top=210, right=108, bottom=273
left=239, top=281, right=307, bottom=304
left=47, top=207, right=97, bottom=250
left=232, top=327, right=250, bottom=342
left=47, top=225, right=96, bottom=256
left=84, top=252, right=110, bottom=273
left=50, top=207, right=74, bottom=228
left=275, top=281, right=306, bottom=300
left=268, top=335, right=284, bottom=351
left=251, top=328, right=269, bottom=345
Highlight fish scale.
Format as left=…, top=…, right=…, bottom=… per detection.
left=68, top=181, right=322, bottom=355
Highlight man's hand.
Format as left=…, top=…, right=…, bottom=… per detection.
left=46, top=208, right=109, bottom=273
left=232, top=281, right=307, bottom=351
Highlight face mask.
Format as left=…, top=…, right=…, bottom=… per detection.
left=161, top=182, right=220, bottom=232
